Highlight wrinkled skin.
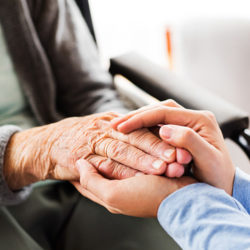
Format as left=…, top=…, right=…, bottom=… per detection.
left=4, top=112, right=181, bottom=190
left=72, top=100, right=235, bottom=218
left=112, top=100, right=235, bottom=195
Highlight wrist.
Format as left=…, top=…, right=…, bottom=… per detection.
left=156, top=176, right=197, bottom=216
left=3, top=126, right=51, bottom=190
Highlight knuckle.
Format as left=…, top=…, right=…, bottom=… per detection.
left=98, top=159, right=116, bottom=176
left=101, top=112, right=119, bottom=121
left=149, top=138, right=163, bottom=152
left=128, top=128, right=148, bottom=143
left=107, top=140, right=128, bottom=159
left=101, top=160, right=127, bottom=179
left=86, top=155, right=111, bottom=173
left=107, top=111, right=119, bottom=117
left=200, top=110, right=216, bottom=123
left=129, top=128, right=159, bottom=150
left=87, top=155, right=103, bottom=167
left=163, top=99, right=177, bottom=106
left=95, top=138, right=113, bottom=157
left=181, top=128, right=194, bottom=143
left=97, top=158, right=133, bottom=180
left=111, top=165, right=125, bottom=179
left=118, top=167, right=135, bottom=179
left=204, top=110, right=216, bottom=120
left=136, top=152, right=148, bottom=166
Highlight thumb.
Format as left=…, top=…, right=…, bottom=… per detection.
left=76, top=159, right=97, bottom=185
left=159, top=125, right=213, bottom=162
left=75, top=159, right=110, bottom=196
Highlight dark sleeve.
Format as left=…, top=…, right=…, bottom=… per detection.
left=29, top=0, right=128, bottom=116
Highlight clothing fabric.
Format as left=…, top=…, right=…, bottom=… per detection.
left=0, top=0, right=127, bottom=124
left=1, top=2, right=170, bottom=249
left=157, top=168, right=250, bottom=249
left=0, top=0, right=127, bottom=205
left=0, top=24, right=37, bottom=129
left=0, top=180, right=181, bottom=250
left=233, top=166, right=250, bottom=214
left=0, top=21, right=34, bottom=204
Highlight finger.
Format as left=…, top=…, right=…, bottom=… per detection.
left=111, top=103, right=159, bottom=129
left=75, top=160, right=189, bottom=217
left=161, top=99, right=183, bottom=108
left=86, top=155, right=144, bottom=180
left=109, top=128, right=176, bottom=163
left=159, top=125, right=213, bottom=161
left=176, top=148, right=192, bottom=164
left=94, top=137, right=167, bottom=175
left=111, top=101, right=189, bottom=165
left=165, top=162, right=185, bottom=178
left=116, top=106, right=200, bottom=134
left=111, top=99, right=182, bottom=129
left=76, top=159, right=112, bottom=199
left=52, top=163, right=80, bottom=181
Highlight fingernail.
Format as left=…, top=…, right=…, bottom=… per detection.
left=135, top=172, right=145, bottom=176
left=164, top=148, right=175, bottom=160
left=161, top=126, right=173, bottom=139
left=152, top=160, right=164, bottom=169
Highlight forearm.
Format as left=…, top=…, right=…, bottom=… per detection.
left=3, top=125, right=52, bottom=191
left=158, top=183, right=250, bottom=249
left=0, top=125, right=32, bottom=205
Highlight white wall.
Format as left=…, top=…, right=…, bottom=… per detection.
left=90, top=0, right=250, bottom=65
left=89, top=0, right=250, bottom=172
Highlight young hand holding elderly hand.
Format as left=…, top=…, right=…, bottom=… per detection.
left=73, top=100, right=235, bottom=218
left=112, top=100, right=235, bottom=195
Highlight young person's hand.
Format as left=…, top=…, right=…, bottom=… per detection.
left=111, top=100, right=235, bottom=195
left=72, top=159, right=196, bottom=217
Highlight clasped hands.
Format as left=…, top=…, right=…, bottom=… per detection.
left=4, top=100, right=235, bottom=218
left=72, top=100, right=235, bottom=217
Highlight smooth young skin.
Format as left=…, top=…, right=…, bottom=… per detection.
left=112, top=100, right=235, bottom=195
left=111, top=101, right=193, bottom=178
left=72, top=159, right=196, bottom=217
left=4, top=111, right=188, bottom=190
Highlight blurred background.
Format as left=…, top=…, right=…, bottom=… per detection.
left=89, top=0, right=250, bottom=172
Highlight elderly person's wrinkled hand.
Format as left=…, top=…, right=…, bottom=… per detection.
left=71, top=100, right=236, bottom=219
left=4, top=112, right=185, bottom=190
